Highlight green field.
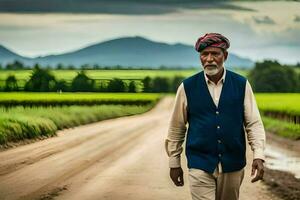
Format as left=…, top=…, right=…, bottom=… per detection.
left=255, top=93, right=300, bottom=116
left=0, top=92, right=162, bottom=107
left=255, top=93, right=300, bottom=139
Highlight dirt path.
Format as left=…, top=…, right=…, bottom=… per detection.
left=0, top=97, right=280, bottom=200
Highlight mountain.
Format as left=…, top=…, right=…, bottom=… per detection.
left=0, top=37, right=254, bottom=68
left=0, top=45, right=33, bottom=66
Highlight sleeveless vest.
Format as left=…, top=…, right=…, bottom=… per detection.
left=183, top=70, right=247, bottom=173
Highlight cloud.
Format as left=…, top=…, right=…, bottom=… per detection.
left=0, top=0, right=254, bottom=15
left=252, top=16, right=275, bottom=25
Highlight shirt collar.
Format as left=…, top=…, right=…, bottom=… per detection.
left=204, top=66, right=226, bottom=85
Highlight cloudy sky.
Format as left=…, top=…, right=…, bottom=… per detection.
left=0, top=0, right=299, bottom=64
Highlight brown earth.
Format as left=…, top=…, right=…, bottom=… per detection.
left=0, top=97, right=284, bottom=200
left=261, top=132, right=300, bottom=200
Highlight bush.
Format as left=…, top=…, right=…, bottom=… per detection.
left=71, top=70, right=95, bottom=92
left=107, top=78, right=126, bottom=92
left=24, top=64, right=57, bottom=92
left=4, top=75, right=18, bottom=91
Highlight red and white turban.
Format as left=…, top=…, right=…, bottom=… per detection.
left=195, top=33, right=230, bottom=52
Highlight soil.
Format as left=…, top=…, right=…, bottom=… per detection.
left=262, top=132, right=300, bottom=200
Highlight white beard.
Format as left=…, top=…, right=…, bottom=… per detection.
left=204, top=66, right=219, bottom=76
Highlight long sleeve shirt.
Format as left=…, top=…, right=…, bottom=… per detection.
left=165, top=69, right=266, bottom=172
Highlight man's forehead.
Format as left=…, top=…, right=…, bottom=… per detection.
left=201, top=47, right=223, bottom=53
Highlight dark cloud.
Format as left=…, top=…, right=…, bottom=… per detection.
left=0, top=0, right=254, bottom=14
left=252, top=16, right=275, bottom=25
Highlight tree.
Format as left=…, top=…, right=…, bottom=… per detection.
left=152, top=77, right=170, bottom=93
left=249, top=60, right=298, bottom=92
left=171, top=76, right=185, bottom=92
left=71, top=71, right=95, bottom=92
left=24, top=65, right=57, bottom=92
left=56, top=63, right=64, bottom=70
left=4, top=75, right=18, bottom=91
left=142, top=76, right=152, bottom=92
left=5, top=60, right=24, bottom=70
left=107, top=78, right=126, bottom=92
left=55, top=80, right=69, bottom=92
left=128, top=80, right=137, bottom=93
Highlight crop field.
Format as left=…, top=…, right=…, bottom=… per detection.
left=255, top=93, right=300, bottom=139
left=255, top=93, right=300, bottom=121
left=0, top=92, right=161, bottom=107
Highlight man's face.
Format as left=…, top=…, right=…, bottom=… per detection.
left=200, top=47, right=228, bottom=76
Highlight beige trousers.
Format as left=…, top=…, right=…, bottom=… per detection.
left=188, top=166, right=245, bottom=200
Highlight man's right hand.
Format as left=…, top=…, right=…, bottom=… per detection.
left=170, top=167, right=184, bottom=186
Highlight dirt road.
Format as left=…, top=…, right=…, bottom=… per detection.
left=0, top=97, right=280, bottom=200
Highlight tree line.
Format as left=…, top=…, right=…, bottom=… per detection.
left=1, top=60, right=299, bottom=93
left=2, top=65, right=184, bottom=93
left=0, top=61, right=195, bottom=71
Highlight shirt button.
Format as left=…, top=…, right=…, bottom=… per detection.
left=216, top=111, right=219, bottom=115
left=217, top=126, right=220, bottom=129
left=218, top=140, right=221, bottom=143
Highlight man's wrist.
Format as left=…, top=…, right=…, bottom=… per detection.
left=169, top=156, right=181, bottom=168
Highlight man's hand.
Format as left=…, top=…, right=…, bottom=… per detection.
left=170, top=167, right=184, bottom=186
left=251, top=159, right=264, bottom=183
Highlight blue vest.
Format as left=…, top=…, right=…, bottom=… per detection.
left=183, top=70, right=247, bottom=173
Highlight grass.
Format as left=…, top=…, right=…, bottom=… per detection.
left=262, top=115, right=300, bottom=140
left=0, top=104, right=155, bottom=146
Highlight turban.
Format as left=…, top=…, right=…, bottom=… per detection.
left=195, top=33, right=230, bottom=52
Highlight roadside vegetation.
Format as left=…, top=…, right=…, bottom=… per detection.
left=0, top=96, right=160, bottom=146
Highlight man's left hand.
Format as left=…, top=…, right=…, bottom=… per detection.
left=251, top=159, right=264, bottom=183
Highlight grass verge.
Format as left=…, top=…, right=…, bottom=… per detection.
left=0, top=104, right=154, bottom=146
left=262, top=115, right=300, bottom=140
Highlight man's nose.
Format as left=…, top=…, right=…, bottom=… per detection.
left=207, top=54, right=214, bottom=62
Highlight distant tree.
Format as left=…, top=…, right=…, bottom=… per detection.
left=71, top=71, right=95, bottom=92
left=96, top=80, right=109, bottom=92
left=171, top=76, right=185, bottom=92
left=142, top=76, right=152, bottom=92
left=93, top=64, right=100, bottom=70
left=56, top=63, right=64, bottom=70
left=24, top=65, right=57, bottom=92
left=0, top=64, right=3, bottom=70
left=128, top=81, right=137, bottom=93
left=107, top=78, right=126, bottom=92
left=249, top=60, right=298, bottom=92
left=67, top=65, right=75, bottom=70
left=55, top=80, right=69, bottom=92
left=4, top=75, right=18, bottom=91
left=152, top=77, right=170, bottom=93
left=81, top=64, right=91, bottom=70
left=5, top=60, right=24, bottom=70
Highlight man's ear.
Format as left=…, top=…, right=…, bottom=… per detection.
left=223, top=51, right=228, bottom=61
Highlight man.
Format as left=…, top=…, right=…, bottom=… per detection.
left=165, top=33, right=266, bottom=200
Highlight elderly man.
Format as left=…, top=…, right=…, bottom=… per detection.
left=165, top=33, right=266, bottom=200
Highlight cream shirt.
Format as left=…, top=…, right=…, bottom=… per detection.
left=165, top=68, right=266, bottom=172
